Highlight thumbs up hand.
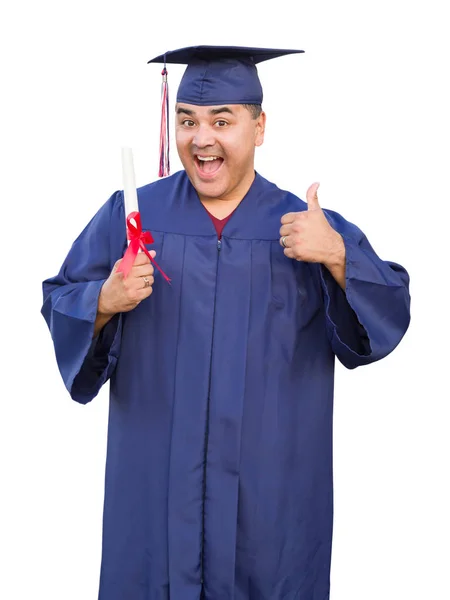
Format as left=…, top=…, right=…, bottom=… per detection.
left=279, top=182, right=345, bottom=267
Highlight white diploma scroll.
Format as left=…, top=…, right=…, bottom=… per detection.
left=121, top=147, right=139, bottom=244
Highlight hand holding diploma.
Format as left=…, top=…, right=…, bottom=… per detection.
left=116, top=147, right=170, bottom=283
left=98, top=251, right=156, bottom=322
left=95, top=148, right=170, bottom=334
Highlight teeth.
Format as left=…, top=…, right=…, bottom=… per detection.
left=197, top=156, right=219, bottom=161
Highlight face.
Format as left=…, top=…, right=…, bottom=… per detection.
left=175, top=103, right=266, bottom=203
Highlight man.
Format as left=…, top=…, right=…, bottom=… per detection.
left=41, top=46, right=410, bottom=600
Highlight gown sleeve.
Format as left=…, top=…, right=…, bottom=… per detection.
left=41, top=191, right=126, bottom=404
left=320, top=210, right=411, bottom=369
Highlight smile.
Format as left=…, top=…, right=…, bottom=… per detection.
left=195, top=155, right=224, bottom=177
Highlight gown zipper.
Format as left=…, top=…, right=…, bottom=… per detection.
left=200, top=237, right=222, bottom=587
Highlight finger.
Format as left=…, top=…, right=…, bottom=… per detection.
left=279, top=235, right=290, bottom=249
left=136, top=282, right=154, bottom=300
left=113, top=253, right=155, bottom=279
left=132, top=263, right=155, bottom=278
left=279, top=224, right=293, bottom=237
left=306, top=182, right=321, bottom=211
left=127, top=276, right=154, bottom=300
left=283, top=247, right=295, bottom=259
left=280, top=212, right=298, bottom=225
left=133, top=250, right=156, bottom=266
left=140, top=275, right=155, bottom=289
left=128, top=290, right=151, bottom=310
left=113, top=258, right=124, bottom=273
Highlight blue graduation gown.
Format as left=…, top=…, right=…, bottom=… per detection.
left=42, top=171, right=410, bottom=600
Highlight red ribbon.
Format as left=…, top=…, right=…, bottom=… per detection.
left=116, top=211, right=171, bottom=283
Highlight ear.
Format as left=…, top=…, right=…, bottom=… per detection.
left=255, top=111, right=266, bottom=147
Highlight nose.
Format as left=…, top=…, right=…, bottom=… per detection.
left=193, top=124, right=215, bottom=149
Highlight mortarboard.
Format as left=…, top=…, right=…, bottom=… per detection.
left=147, top=45, right=304, bottom=176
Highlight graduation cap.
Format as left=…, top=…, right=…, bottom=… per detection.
left=147, top=45, right=304, bottom=176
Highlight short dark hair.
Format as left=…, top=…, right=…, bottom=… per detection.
left=242, top=104, right=262, bottom=119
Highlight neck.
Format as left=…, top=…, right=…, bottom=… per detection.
left=198, top=170, right=256, bottom=219
left=200, top=197, right=240, bottom=219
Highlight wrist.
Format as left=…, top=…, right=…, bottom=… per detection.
left=97, top=285, right=116, bottom=318
left=323, top=234, right=345, bottom=269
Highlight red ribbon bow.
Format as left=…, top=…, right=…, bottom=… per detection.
left=116, top=211, right=171, bottom=283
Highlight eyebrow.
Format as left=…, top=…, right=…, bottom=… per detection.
left=176, top=107, right=196, bottom=116
left=176, top=106, right=235, bottom=116
left=209, top=106, right=235, bottom=116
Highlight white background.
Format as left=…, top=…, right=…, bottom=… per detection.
left=1, top=0, right=449, bottom=598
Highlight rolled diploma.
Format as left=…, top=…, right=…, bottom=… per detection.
left=121, top=147, right=139, bottom=245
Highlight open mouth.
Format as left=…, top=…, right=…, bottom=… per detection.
left=195, top=155, right=224, bottom=176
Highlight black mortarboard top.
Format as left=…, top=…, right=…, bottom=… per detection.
left=147, top=45, right=304, bottom=106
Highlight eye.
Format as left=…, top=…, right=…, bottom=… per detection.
left=215, top=120, right=228, bottom=127
left=182, top=119, right=196, bottom=127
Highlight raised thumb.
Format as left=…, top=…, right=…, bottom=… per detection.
left=306, top=182, right=321, bottom=210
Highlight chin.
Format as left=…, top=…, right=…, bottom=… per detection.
left=189, top=173, right=226, bottom=199
left=197, top=182, right=228, bottom=200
